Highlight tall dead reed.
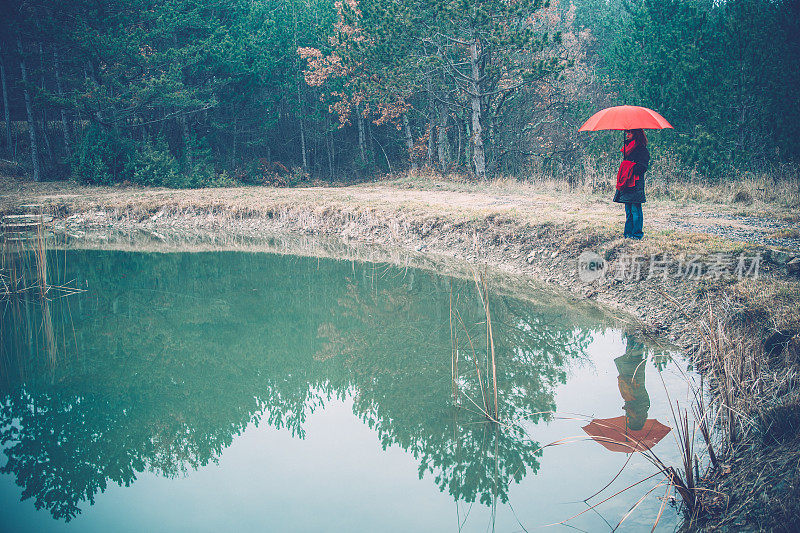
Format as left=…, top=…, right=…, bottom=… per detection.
left=693, top=297, right=793, bottom=449
left=655, top=289, right=800, bottom=528
left=449, top=266, right=501, bottom=423
left=1, top=206, right=83, bottom=302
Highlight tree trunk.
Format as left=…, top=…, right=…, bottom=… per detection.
left=18, top=36, right=40, bottom=182
left=327, top=130, right=334, bottom=177
left=53, top=48, right=70, bottom=159
left=0, top=41, right=11, bottom=157
left=437, top=104, right=448, bottom=171
left=464, top=120, right=471, bottom=167
left=402, top=114, right=416, bottom=171
left=180, top=115, right=192, bottom=169
left=469, top=39, right=486, bottom=180
left=367, top=120, right=375, bottom=162
left=38, top=43, right=53, bottom=166
left=323, top=116, right=333, bottom=177
left=426, top=122, right=434, bottom=165
left=425, top=86, right=435, bottom=166
left=456, top=116, right=463, bottom=167
left=365, top=120, right=383, bottom=162
left=292, top=5, right=307, bottom=172
left=40, top=113, right=53, bottom=167
left=357, top=104, right=366, bottom=162
left=299, top=113, right=307, bottom=170
left=231, top=115, right=237, bottom=168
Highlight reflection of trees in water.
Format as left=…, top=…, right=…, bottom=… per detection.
left=0, top=251, right=600, bottom=521
left=314, top=273, right=595, bottom=505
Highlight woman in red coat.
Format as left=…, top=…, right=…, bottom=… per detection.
left=613, top=129, right=649, bottom=239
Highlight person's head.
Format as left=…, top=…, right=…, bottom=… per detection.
left=625, top=129, right=648, bottom=146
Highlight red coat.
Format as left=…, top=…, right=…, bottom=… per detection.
left=613, top=143, right=649, bottom=204
left=616, top=160, right=638, bottom=190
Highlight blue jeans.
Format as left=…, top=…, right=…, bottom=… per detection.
left=624, top=203, right=643, bottom=239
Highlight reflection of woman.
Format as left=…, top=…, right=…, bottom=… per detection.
left=614, top=335, right=650, bottom=431
left=613, top=129, right=650, bottom=239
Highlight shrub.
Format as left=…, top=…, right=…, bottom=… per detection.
left=186, top=160, right=215, bottom=187
left=72, top=125, right=133, bottom=185
left=127, top=138, right=238, bottom=188
left=731, top=188, right=754, bottom=205
left=675, top=125, right=731, bottom=177
left=181, top=134, right=217, bottom=187
left=201, top=170, right=238, bottom=188
left=251, top=159, right=291, bottom=186
left=128, top=138, right=181, bottom=187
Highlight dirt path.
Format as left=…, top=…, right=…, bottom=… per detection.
left=663, top=211, right=800, bottom=249
left=2, top=178, right=798, bottom=251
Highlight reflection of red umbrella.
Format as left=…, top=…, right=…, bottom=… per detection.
left=578, top=105, right=673, bottom=131
left=582, top=416, right=671, bottom=453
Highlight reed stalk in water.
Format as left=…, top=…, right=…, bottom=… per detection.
left=449, top=265, right=501, bottom=423
left=1, top=207, right=84, bottom=301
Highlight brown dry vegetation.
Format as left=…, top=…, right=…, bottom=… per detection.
left=1, top=171, right=799, bottom=530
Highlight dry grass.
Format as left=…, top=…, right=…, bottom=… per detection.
left=398, top=156, right=800, bottom=209
left=3, top=168, right=797, bottom=255
left=1, top=214, right=85, bottom=302
left=667, top=293, right=800, bottom=530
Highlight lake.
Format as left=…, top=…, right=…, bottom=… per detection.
left=1, top=249, right=693, bottom=532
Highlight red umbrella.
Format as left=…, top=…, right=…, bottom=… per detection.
left=582, top=416, right=672, bottom=453
left=578, top=105, right=673, bottom=132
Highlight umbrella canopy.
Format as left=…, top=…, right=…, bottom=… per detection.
left=578, top=105, right=673, bottom=132
left=582, top=416, right=671, bottom=453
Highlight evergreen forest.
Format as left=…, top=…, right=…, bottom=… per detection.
left=1, top=0, right=798, bottom=186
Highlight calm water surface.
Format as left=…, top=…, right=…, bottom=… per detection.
left=1, top=250, right=692, bottom=532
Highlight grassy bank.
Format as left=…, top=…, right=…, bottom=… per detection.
left=1, top=171, right=799, bottom=530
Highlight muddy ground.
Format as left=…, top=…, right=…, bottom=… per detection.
left=2, top=175, right=799, bottom=530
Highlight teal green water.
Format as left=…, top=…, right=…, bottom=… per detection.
left=1, top=250, right=688, bottom=532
